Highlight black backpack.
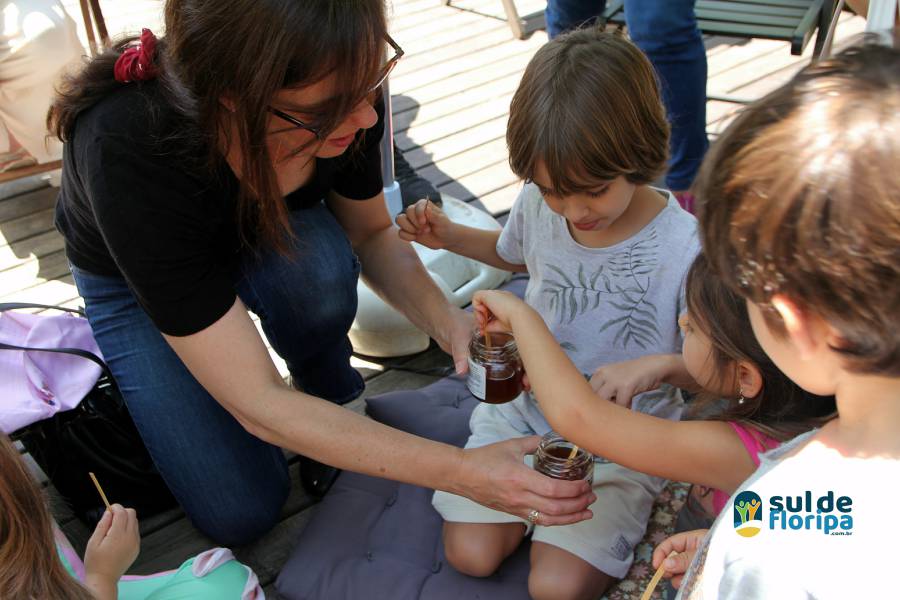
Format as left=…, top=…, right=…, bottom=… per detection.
left=2, top=302, right=177, bottom=525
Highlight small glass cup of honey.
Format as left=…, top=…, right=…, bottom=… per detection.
left=466, top=329, right=524, bottom=404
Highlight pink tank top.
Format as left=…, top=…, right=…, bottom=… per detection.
left=711, top=422, right=780, bottom=515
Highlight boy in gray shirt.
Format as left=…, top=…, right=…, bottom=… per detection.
left=396, top=29, right=700, bottom=600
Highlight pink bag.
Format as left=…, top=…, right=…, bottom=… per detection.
left=0, top=303, right=104, bottom=434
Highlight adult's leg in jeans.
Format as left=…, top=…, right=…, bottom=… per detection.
left=624, top=0, right=709, bottom=191
left=72, top=267, right=290, bottom=546
left=235, top=202, right=364, bottom=405
left=544, top=0, right=607, bottom=38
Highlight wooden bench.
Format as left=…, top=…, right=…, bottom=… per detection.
left=601, top=0, right=838, bottom=57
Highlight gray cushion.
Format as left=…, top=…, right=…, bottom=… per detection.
left=275, top=376, right=532, bottom=599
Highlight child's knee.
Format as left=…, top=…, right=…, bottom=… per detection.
left=528, top=549, right=612, bottom=600
left=442, top=523, right=519, bottom=578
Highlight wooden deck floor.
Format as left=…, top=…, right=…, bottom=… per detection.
left=2, top=1, right=866, bottom=597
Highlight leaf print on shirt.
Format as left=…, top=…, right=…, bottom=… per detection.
left=599, top=229, right=661, bottom=349
left=543, top=262, right=632, bottom=323
left=559, top=341, right=578, bottom=353
left=544, top=228, right=662, bottom=350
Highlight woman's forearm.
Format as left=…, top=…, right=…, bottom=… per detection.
left=356, top=225, right=461, bottom=339
left=249, top=385, right=469, bottom=494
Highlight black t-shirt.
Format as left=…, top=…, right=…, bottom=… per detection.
left=55, top=81, right=384, bottom=337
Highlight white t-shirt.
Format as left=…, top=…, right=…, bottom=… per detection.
left=678, top=429, right=900, bottom=599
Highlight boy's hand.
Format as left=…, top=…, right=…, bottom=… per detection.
left=84, top=504, right=140, bottom=586
left=590, top=354, right=679, bottom=407
left=396, top=199, right=457, bottom=250
left=472, top=289, right=533, bottom=333
left=652, top=529, right=708, bottom=589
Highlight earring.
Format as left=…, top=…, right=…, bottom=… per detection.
left=738, top=385, right=746, bottom=405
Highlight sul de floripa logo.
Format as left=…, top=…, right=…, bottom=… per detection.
left=734, top=490, right=854, bottom=538
left=733, top=491, right=763, bottom=537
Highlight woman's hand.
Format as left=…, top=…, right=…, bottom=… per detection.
left=652, top=529, right=709, bottom=589
left=396, top=199, right=459, bottom=250
left=454, top=436, right=595, bottom=526
left=590, top=354, right=681, bottom=407
left=84, top=504, right=140, bottom=598
left=435, top=306, right=476, bottom=374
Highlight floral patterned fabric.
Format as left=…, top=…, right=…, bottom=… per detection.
left=603, top=481, right=690, bottom=600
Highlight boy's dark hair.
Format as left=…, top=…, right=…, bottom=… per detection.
left=49, top=0, right=387, bottom=254
left=685, top=253, right=836, bottom=441
left=697, top=38, right=900, bottom=375
left=507, top=28, right=669, bottom=195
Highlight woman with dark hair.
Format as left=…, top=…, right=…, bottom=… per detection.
left=50, top=0, right=594, bottom=546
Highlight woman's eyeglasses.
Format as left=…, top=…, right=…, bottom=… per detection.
left=267, top=34, right=404, bottom=139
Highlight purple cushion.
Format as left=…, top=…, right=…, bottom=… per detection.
left=276, top=276, right=532, bottom=600
left=275, top=376, right=532, bottom=600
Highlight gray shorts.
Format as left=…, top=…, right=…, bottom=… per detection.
left=432, top=402, right=666, bottom=578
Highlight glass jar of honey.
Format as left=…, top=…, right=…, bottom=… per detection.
left=533, top=432, right=594, bottom=483
left=466, top=330, right=523, bottom=404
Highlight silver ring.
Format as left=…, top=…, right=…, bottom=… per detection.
left=527, top=509, right=541, bottom=524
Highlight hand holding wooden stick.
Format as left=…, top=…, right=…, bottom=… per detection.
left=89, top=471, right=111, bottom=511
left=641, top=551, right=678, bottom=600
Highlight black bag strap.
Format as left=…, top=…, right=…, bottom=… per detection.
left=0, top=303, right=113, bottom=381
left=0, top=302, right=84, bottom=316
left=0, top=341, right=114, bottom=382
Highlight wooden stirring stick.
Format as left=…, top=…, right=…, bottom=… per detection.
left=567, top=444, right=579, bottom=460
left=481, top=321, right=492, bottom=349
left=89, top=471, right=111, bottom=511
left=640, top=551, right=678, bottom=600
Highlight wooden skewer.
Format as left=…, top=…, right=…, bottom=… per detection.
left=89, top=471, right=111, bottom=511
left=640, top=551, right=678, bottom=600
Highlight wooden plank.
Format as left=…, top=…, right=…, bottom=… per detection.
left=0, top=229, right=65, bottom=271
left=393, top=3, right=499, bottom=45
left=435, top=159, right=519, bottom=206
left=697, top=20, right=796, bottom=40
left=403, top=115, right=508, bottom=171
left=0, top=184, right=56, bottom=223
left=234, top=508, right=317, bottom=587
left=0, top=160, right=61, bottom=185
left=0, top=208, right=55, bottom=247
left=476, top=181, right=523, bottom=217
left=390, top=0, right=495, bottom=32
left=398, top=91, right=515, bottom=152
left=393, top=72, right=522, bottom=134
left=391, top=24, right=513, bottom=81
left=0, top=249, right=70, bottom=292
left=698, top=0, right=807, bottom=16
left=394, top=8, right=511, bottom=57
left=0, top=274, right=78, bottom=305
left=714, top=0, right=812, bottom=7
left=131, top=464, right=317, bottom=575
left=697, top=8, right=802, bottom=26
left=397, top=43, right=539, bottom=109
left=416, top=137, right=510, bottom=189
left=388, top=0, right=444, bottom=19
left=706, top=37, right=787, bottom=79
left=391, top=33, right=543, bottom=96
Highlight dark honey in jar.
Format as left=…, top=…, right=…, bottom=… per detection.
left=467, top=331, right=523, bottom=404
left=533, top=432, right=594, bottom=483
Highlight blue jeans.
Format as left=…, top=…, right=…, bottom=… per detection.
left=71, top=202, right=363, bottom=545
left=545, top=0, right=709, bottom=191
